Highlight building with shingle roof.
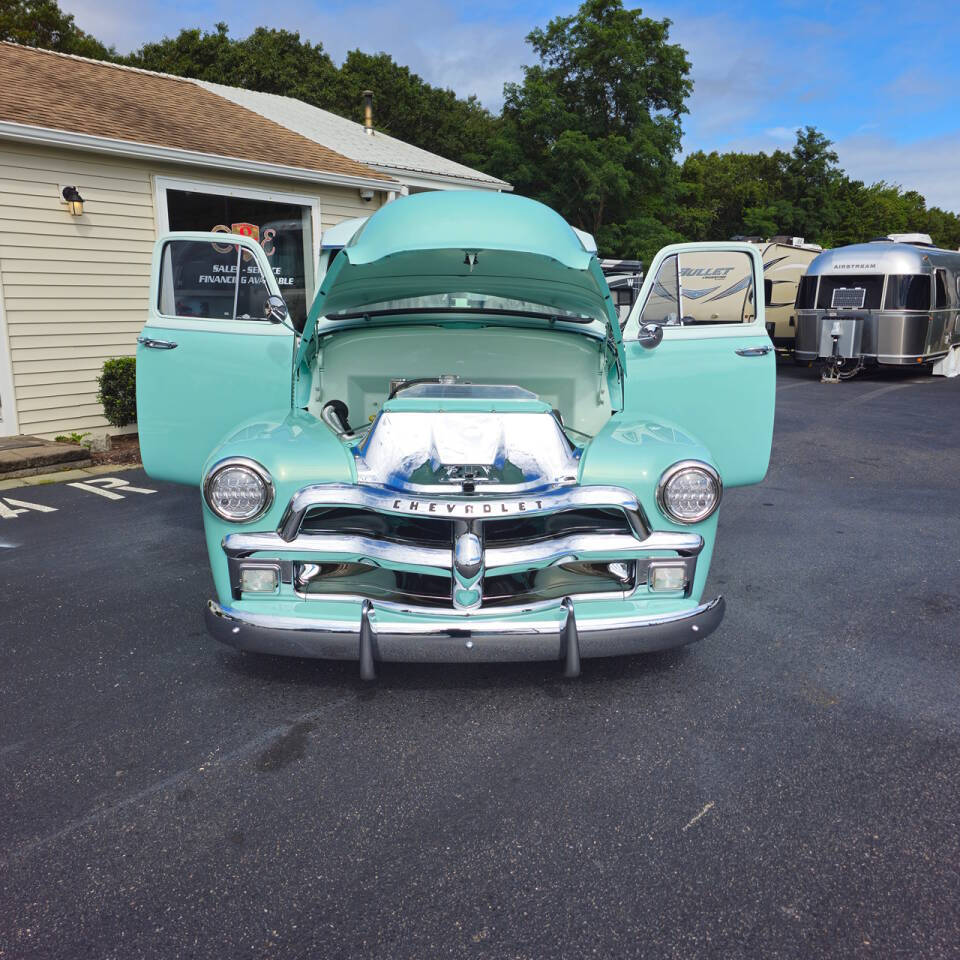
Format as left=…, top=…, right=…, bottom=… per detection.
left=0, top=42, right=507, bottom=441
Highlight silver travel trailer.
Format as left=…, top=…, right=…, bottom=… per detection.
left=794, top=234, right=960, bottom=380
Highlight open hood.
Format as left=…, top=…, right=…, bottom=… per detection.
left=304, top=192, right=622, bottom=355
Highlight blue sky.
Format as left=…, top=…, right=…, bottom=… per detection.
left=64, top=0, right=960, bottom=212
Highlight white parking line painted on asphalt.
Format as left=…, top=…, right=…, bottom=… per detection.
left=67, top=477, right=156, bottom=500
left=0, top=497, right=59, bottom=520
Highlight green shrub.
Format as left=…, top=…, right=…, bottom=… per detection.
left=54, top=431, right=92, bottom=449
left=97, top=356, right=137, bottom=427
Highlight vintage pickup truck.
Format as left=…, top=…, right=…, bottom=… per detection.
left=136, top=191, right=774, bottom=677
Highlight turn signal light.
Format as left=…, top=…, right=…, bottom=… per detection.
left=649, top=563, right=687, bottom=593
left=240, top=566, right=279, bottom=594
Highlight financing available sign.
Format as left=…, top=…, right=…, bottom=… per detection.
left=208, top=222, right=295, bottom=288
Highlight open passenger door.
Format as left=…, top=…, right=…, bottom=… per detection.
left=137, top=232, right=295, bottom=485
left=621, top=242, right=775, bottom=486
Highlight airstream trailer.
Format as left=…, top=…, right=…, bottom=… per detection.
left=794, top=234, right=960, bottom=380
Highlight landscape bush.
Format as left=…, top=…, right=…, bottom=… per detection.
left=97, top=356, right=137, bottom=427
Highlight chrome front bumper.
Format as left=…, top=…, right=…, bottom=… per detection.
left=205, top=595, right=725, bottom=676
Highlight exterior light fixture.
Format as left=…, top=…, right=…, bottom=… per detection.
left=61, top=185, right=84, bottom=216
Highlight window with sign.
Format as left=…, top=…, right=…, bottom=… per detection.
left=164, top=187, right=315, bottom=330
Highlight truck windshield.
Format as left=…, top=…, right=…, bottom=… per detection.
left=885, top=274, right=931, bottom=310
left=328, top=292, right=603, bottom=326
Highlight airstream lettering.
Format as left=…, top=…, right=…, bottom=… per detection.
left=795, top=234, right=960, bottom=380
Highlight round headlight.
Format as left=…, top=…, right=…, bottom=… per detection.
left=657, top=461, right=721, bottom=524
left=203, top=458, right=274, bottom=522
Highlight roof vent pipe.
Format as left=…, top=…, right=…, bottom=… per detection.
left=363, top=90, right=374, bottom=136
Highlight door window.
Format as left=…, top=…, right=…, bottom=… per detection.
left=164, top=188, right=314, bottom=330
left=637, top=255, right=680, bottom=326
left=934, top=269, right=948, bottom=309
left=678, top=250, right=755, bottom=323
left=795, top=275, right=818, bottom=308
left=638, top=251, right=757, bottom=327
left=158, top=239, right=270, bottom=321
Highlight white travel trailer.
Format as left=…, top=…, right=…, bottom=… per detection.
left=663, top=237, right=821, bottom=339
left=729, top=236, right=823, bottom=347
left=794, top=234, right=960, bottom=380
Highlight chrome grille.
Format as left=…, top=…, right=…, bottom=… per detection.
left=224, top=483, right=702, bottom=612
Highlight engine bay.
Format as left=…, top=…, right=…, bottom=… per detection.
left=347, top=380, right=582, bottom=494
left=306, top=323, right=618, bottom=444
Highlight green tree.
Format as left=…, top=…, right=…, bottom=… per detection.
left=779, top=126, right=844, bottom=240
left=674, top=149, right=792, bottom=241
left=332, top=51, right=498, bottom=171
left=491, top=0, right=691, bottom=263
left=0, top=0, right=113, bottom=58
left=125, top=23, right=339, bottom=105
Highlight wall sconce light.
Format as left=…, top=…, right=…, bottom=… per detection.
left=61, top=185, right=84, bottom=216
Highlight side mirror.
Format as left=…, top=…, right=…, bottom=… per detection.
left=638, top=322, right=664, bottom=350
left=264, top=295, right=288, bottom=324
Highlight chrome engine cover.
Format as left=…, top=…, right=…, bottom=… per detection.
left=353, top=383, right=581, bottom=494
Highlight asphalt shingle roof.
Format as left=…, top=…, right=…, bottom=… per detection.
left=0, top=42, right=390, bottom=183
left=197, top=80, right=509, bottom=189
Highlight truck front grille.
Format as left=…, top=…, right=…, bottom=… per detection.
left=222, top=483, right=701, bottom=611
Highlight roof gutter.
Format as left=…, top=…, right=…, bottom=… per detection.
left=0, top=120, right=399, bottom=192
left=369, top=165, right=512, bottom=193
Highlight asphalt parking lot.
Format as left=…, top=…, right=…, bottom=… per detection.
left=2, top=363, right=959, bottom=960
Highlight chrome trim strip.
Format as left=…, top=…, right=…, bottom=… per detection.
left=484, top=530, right=702, bottom=574
left=655, top=460, right=722, bottom=525
left=224, top=528, right=700, bottom=577
left=277, top=483, right=650, bottom=542
left=224, top=531, right=452, bottom=574
left=204, top=595, right=726, bottom=662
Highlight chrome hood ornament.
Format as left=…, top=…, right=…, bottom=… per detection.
left=353, top=383, right=581, bottom=494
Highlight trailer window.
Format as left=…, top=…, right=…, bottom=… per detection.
left=885, top=275, right=931, bottom=310
left=934, top=270, right=948, bottom=309
left=795, top=275, right=817, bottom=309
left=817, top=276, right=884, bottom=310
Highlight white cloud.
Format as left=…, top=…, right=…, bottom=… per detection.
left=62, top=0, right=532, bottom=106
left=835, top=133, right=960, bottom=214
left=57, top=0, right=960, bottom=213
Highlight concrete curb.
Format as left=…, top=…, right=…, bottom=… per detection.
left=0, top=462, right=144, bottom=491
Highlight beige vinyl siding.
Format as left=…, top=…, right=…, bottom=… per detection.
left=0, top=140, right=385, bottom=439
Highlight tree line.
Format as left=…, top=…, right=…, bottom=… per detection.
left=5, top=0, right=959, bottom=265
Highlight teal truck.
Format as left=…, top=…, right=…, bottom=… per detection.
left=137, top=191, right=774, bottom=677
